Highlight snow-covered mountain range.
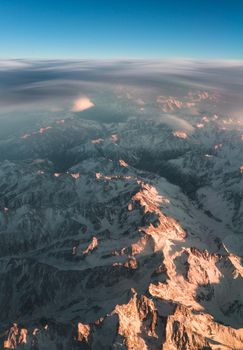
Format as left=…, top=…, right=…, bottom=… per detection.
left=0, top=83, right=243, bottom=349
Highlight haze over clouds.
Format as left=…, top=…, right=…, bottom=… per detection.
left=0, top=59, right=243, bottom=120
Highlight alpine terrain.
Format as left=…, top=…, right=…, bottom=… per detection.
left=0, top=60, right=243, bottom=350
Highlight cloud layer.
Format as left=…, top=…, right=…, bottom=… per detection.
left=0, top=58, right=243, bottom=122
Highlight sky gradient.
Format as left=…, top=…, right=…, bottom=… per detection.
left=0, top=0, right=243, bottom=59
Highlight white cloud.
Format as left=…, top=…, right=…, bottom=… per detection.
left=0, top=59, right=31, bottom=70
left=71, top=96, right=94, bottom=112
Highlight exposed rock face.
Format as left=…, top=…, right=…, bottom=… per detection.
left=82, top=237, right=98, bottom=255
left=0, top=89, right=243, bottom=349
left=115, top=291, right=148, bottom=350
left=76, top=322, right=90, bottom=344
left=164, top=305, right=243, bottom=350
left=114, top=290, right=159, bottom=350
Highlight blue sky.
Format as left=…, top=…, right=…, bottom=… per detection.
left=0, top=0, right=243, bottom=59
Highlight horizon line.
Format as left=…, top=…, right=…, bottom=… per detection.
left=1, top=56, right=243, bottom=63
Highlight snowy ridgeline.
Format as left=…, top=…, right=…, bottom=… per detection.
left=0, top=99, right=243, bottom=349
